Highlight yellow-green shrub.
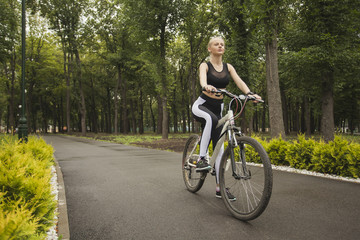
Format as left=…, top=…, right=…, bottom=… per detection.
left=285, top=134, right=316, bottom=170
left=0, top=135, right=56, bottom=239
left=311, top=136, right=358, bottom=178
left=245, top=134, right=360, bottom=179
left=265, top=136, right=290, bottom=166
left=0, top=194, right=40, bottom=240
left=347, top=142, right=360, bottom=178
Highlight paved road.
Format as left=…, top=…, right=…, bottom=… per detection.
left=43, top=135, right=360, bottom=240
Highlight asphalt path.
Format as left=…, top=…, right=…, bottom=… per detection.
left=43, top=134, right=360, bottom=240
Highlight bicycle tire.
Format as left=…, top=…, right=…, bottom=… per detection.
left=182, top=134, right=207, bottom=193
left=219, top=135, right=272, bottom=221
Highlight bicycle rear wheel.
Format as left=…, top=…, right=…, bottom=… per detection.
left=182, top=134, right=207, bottom=193
left=219, top=135, right=272, bottom=221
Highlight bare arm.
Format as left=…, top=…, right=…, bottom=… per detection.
left=227, top=63, right=251, bottom=94
left=199, top=62, right=217, bottom=93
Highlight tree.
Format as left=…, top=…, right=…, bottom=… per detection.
left=0, top=0, right=20, bottom=133
left=243, top=0, right=287, bottom=138
left=38, top=0, right=88, bottom=135
left=297, top=0, right=360, bottom=141
left=89, top=0, right=133, bottom=134
left=26, top=13, right=64, bottom=133
left=262, top=0, right=286, bottom=138
left=124, top=0, right=184, bottom=139
left=180, top=0, right=218, bottom=132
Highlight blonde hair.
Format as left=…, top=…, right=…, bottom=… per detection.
left=207, top=36, right=225, bottom=48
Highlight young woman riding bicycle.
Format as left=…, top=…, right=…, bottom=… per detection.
left=191, top=36, right=261, bottom=199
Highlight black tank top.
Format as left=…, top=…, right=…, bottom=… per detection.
left=206, top=62, right=230, bottom=88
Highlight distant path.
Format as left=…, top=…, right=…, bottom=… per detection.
left=43, top=134, right=360, bottom=240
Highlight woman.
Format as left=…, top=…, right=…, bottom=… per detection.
left=191, top=36, right=261, bottom=199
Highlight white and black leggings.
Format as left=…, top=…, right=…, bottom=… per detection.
left=192, top=94, right=224, bottom=184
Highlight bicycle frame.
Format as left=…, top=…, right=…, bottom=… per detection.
left=189, top=89, right=260, bottom=178
left=207, top=109, right=245, bottom=179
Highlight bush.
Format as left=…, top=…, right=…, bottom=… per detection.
left=285, top=134, right=316, bottom=170
left=0, top=194, right=39, bottom=240
left=347, top=142, right=360, bottom=178
left=0, top=135, right=56, bottom=239
left=261, top=134, right=360, bottom=179
left=265, top=136, right=290, bottom=166
left=311, top=136, right=358, bottom=178
left=208, top=134, right=360, bottom=179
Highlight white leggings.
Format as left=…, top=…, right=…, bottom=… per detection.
left=192, top=94, right=224, bottom=184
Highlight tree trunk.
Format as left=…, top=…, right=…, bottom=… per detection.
left=106, top=88, right=112, bottom=133
left=74, top=49, right=86, bottom=136
left=130, top=99, right=137, bottom=133
left=320, top=72, right=335, bottom=142
left=172, top=89, right=178, bottom=133
left=114, top=65, right=121, bottom=134
left=304, top=96, right=311, bottom=136
left=149, top=97, right=156, bottom=132
left=281, top=90, right=289, bottom=134
left=162, top=96, right=169, bottom=139
left=157, top=96, right=162, bottom=134
left=65, top=52, right=71, bottom=133
left=265, top=36, right=286, bottom=138
left=139, top=90, right=144, bottom=134
left=160, top=18, right=168, bottom=139
left=261, top=107, right=266, bottom=132
left=8, top=49, right=16, bottom=133
left=241, top=111, right=248, bottom=134
left=120, top=75, right=128, bottom=134
left=89, top=77, right=98, bottom=133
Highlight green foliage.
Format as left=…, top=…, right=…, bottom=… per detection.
left=261, top=134, right=360, bottom=179
left=311, top=136, right=358, bottom=178
left=285, top=134, right=316, bottom=169
left=0, top=135, right=56, bottom=239
left=240, top=135, right=267, bottom=164
left=347, top=142, right=360, bottom=178
left=0, top=195, right=40, bottom=240
left=265, top=136, right=290, bottom=166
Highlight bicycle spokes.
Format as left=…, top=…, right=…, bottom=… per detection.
left=182, top=135, right=207, bottom=193
left=220, top=136, right=272, bottom=221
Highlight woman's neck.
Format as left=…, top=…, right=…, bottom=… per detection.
left=210, top=55, right=223, bottom=65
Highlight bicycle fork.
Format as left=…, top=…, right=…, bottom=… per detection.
left=229, top=134, right=251, bottom=180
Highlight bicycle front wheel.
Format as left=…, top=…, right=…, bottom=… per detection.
left=219, top=135, right=272, bottom=221
left=182, top=134, right=207, bottom=193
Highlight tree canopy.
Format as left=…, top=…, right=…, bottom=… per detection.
left=0, top=0, right=359, bottom=140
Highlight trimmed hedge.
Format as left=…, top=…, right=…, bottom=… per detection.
left=207, top=134, right=360, bottom=179
left=255, top=135, right=360, bottom=179
left=0, top=135, right=56, bottom=239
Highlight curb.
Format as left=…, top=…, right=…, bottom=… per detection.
left=55, top=158, right=70, bottom=240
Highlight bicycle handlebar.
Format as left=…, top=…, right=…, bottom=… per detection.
left=202, top=88, right=264, bottom=103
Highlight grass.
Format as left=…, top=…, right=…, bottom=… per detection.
left=65, top=132, right=193, bottom=145
left=251, top=132, right=360, bottom=144
left=3, top=131, right=359, bottom=145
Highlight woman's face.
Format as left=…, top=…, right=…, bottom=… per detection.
left=208, top=38, right=225, bottom=56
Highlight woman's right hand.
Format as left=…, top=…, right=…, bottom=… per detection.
left=203, top=84, right=217, bottom=93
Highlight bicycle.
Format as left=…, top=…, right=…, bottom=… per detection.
left=182, top=89, right=273, bottom=221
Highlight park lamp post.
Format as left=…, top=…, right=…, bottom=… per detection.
left=18, top=0, right=28, bottom=142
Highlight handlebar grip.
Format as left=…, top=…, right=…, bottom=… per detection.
left=202, top=87, right=216, bottom=92
left=202, top=87, right=222, bottom=94
left=244, top=94, right=264, bottom=103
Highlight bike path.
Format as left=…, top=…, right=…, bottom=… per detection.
left=43, top=134, right=360, bottom=240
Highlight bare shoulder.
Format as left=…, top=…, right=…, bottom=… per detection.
left=227, top=63, right=235, bottom=72
left=199, top=62, right=208, bottom=71
left=199, top=62, right=208, bottom=74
